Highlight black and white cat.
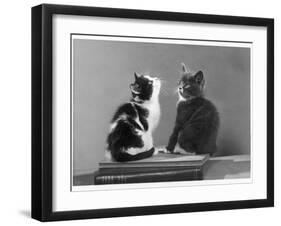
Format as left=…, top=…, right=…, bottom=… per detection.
left=166, top=63, right=219, bottom=155
left=106, top=73, right=161, bottom=162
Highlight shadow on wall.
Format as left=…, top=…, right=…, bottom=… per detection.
left=215, top=100, right=250, bottom=157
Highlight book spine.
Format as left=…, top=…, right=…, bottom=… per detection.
left=94, top=168, right=202, bottom=185
left=99, top=166, right=198, bottom=174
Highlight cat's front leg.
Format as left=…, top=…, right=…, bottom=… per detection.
left=166, top=124, right=181, bottom=153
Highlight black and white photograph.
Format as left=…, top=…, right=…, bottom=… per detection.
left=31, top=3, right=274, bottom=221
left=72, top=35, right=251, bottom=187
left=0, top=0, right=279, bottom=224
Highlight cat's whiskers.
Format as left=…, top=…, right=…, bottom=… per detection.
left=158, top=77, right=166, bottom=82
left=160, top=88, right=169, bottom=96
left=174, top=87, right=179, bottom=95
left=158, top=79, right=169, bottom=96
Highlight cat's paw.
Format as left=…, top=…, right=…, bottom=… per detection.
left=173, top=144, right=196, bottom=155
left=154, top=146, right=170, bottom=154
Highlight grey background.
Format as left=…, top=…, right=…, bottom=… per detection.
left=73, top=38, right=250, bottom=176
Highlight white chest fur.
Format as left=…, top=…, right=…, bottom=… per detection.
left=140, top=98, right=160, bottom=132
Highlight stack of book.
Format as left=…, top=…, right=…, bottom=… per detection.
left=94, top=153, right=209, bottom=185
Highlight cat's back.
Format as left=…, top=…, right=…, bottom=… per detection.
left=178, top=97, right=219, bottom=126
left=195, top=97, right=219, bottom=128
left=111, top=102, right=136, bottom=122
left=200, top=98, right=218, bottom=114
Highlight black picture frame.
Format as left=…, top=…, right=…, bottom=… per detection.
left=32, top=3, right=274, bottom=221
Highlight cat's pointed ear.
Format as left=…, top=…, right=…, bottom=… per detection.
left=194, top=70, right=204, bottom=84
left=181, top=63, right=189, bottom=74
left=134, top=72, right=141, bottom=80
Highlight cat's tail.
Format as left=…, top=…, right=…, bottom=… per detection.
left=112, top=147, right=155, bottom=162
left=107, top=122, right=155, bottom=162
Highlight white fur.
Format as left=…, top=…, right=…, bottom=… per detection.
left=134, top=112, right=145, bottom=131
left=177, top=87, right=195, bottom=105
left=138, top=75, right=161, bottom=132
left=127, top=75, right=161, bottom=156
left=105, top=150, right=113, bottom=161
left=109, top=121, right=117, bottom=132
left=131, top=89, right=140, bottom=95
left=177, top=91, right=186, bottom=105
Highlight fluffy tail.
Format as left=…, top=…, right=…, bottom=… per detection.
left=112, top=147, right=155, bottom=162
left=107, top=122, right=155, bottom=162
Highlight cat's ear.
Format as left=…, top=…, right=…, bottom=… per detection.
left=134, top=72, right=141, bottom=80
left=181, top=63, right=189, bottom=74
left=194, top=70, right=204, bottom=84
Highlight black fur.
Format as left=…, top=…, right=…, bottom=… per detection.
left=166, top=69, right=219, bottom=155
left=107, top=73, right=155, bottom=162
left=134, top=104, right=149, bottom=131
left=130, top=73, right=153, bottom=101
